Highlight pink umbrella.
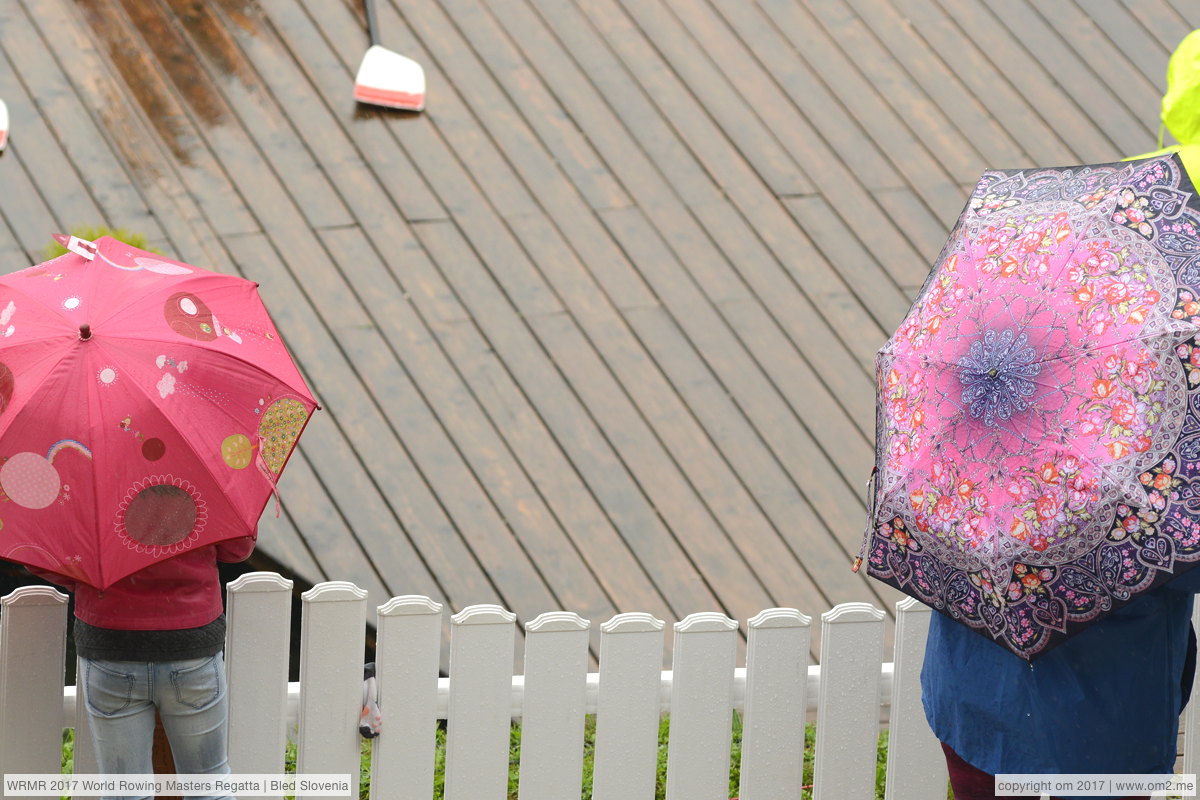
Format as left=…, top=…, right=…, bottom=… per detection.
left=859, top=155, right=1200, bottom=659
left=0, top=235, right=317, bottom=589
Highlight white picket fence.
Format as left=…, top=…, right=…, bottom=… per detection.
left=1, top=572, right=1198, bottom=799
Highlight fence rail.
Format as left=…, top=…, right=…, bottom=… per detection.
left=1, top=572, right=1197, bottom=799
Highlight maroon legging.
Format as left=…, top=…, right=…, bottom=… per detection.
left=941, top=743, right=1150, bottom=800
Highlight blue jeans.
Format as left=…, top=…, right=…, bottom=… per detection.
left=82, top=653, right=232, bottom=800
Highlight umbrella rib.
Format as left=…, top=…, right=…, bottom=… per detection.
left=0, top=280, right=80, bottom=337
left=91, top=338, right=272, bottom=547
left=100, top=331, right=317, bottom=406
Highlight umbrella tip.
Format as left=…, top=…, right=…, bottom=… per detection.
left=79, top=323, right=91, bottom=340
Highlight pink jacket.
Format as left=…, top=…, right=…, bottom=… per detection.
left=50, top=537, right=256, bottom=631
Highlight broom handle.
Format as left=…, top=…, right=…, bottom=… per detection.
left=364, top=0, right=381, bottom=46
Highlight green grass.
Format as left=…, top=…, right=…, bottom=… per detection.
left=272, top=715, right=895, bottom=800
left=62, top=719, right=904, bottom=799
left=42, top=226, right=160, bottom=259
left=62, top=719, right=929, bottom=800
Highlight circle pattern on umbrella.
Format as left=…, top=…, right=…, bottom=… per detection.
left=115, top=476, right=207, bottom=554
left=0, top=441, right=92, bottom=510
left=1, top=452, right=61, bottom=509
left=164, top=292, right=217, bottom=341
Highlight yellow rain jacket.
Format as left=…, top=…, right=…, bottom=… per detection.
left=1131, top=30, right=1200, bottom=178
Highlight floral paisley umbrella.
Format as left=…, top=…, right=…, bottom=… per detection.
left=858, top=154, right=1200, bottom=659
left=0, top=235, right=317, bottom=589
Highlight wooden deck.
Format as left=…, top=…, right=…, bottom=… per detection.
left=0, top=0, right=1196, bottom=664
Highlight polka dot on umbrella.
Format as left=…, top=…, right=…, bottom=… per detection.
left=0, top=452, right=60, bottom=509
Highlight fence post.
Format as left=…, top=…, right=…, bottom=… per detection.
left=664, top=612, right=738, bottom=800
left=297, top=581, right=367, bottom=800
left=885, top=598, right=945, bottom=800
left=226, top=572, right=293, bottom=779
left=813, top=602, right=885, bottom=800
left=739, top=608, right=811, bottom=800
left=591, top=613, right=665, bottom=800
left=444, top=604, right=517, bottom=800
left=1186, top=602, right=1200, bottom=775
left=518, top=611, right=591, bottom=800
left=371, top=595, right=443, bottom=800
left=0, top=586, right=68, bottom=783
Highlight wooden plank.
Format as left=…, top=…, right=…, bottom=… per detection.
left=890, top=0, right=1085, bottom=166
left=0, top=145, right=60, bottom=259
left=260, top=435, right=387, bottom=604
left=1072, top=0, right=1174, bottom=95
left=485, top=0, right=895, bottom=403
left=414, top=219, right=725, bottom=620
left=254, top=480, right=325, bottom=585
left=132, top=0, right=356, bottom=232
left=988, top=0, right=1158, bottom=152
left=81, top=0, right=350, bottom=239
left=44, top=0, right=258, bottom=237
left=798, top=0, right=981, bottom=188
left=332, top=224, right=671, bottom=627
left=10, top=0, right=235, bottom=273
left=418, top=0, right=883, bottom=442
left=0, top=214, right=30, bottom=270
left=214, top=0, right=446, bottom=224
left=69, top=0, right=557, bottom=629
left=223, top=233, right=441, bottom=612
left=532, top=0, right=926, bottom=299
left=224, top=0, right=676, bottom=632
left=600, top=207, right=896, bottom=614
left=4, top=2, right=163, bottom=240
left=193, top=0, right=595, bottom=623
left=834, top=0, right=1033, bottom=170
left=560, top=1, right=819, bottom=200
left=314, top=228, right=620, bottom=631
left=530, top=310, right=779, bottom=618
left=696, top=0, right=962, bottom=222
left=784, top=192, right=936, bottom=314
left=422, top=312, right=680, bottom=624
left=406, top=4, right=634, bottom=213
left=691, top=0, right=900, bottom=193
left=872, top=186, right=958, bottom=284
left=1027, top=0, right=1162, bottom=146
left=623, top=305, right=863, bottom=611
left=927, top=0, right=1125, bottom=162
left=292, top=0, right=752, bottom=625
left=699, top=209, right=880, bottom=444
left=505, top=216, right=833, bottom=611
left=571, top=0, right=922, bottom=352
left=1165, top=0, right=1200, bottom=29
left=632, top=0, right=926, bottom=325
left=1120, top=0, right=1193, bottom=54
left=0, top=50, right=107, bottom=234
